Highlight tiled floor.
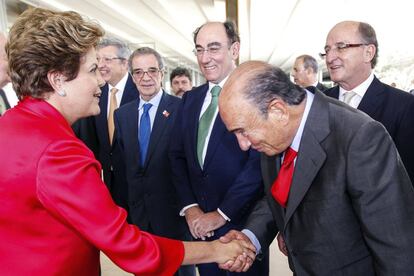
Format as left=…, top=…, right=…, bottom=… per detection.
left=101, top=240, right=292, bottom=275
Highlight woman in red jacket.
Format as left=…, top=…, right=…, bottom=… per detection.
left=0, top=8, right=254, bottom=275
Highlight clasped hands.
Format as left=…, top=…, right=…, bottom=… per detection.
left=185, top=207, right=256, bottom=272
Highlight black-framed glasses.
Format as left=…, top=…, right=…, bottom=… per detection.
left=97, top=57, right=125, bottom=63
left=132, top=67, right=161, bottom=79
left=319, top=42, right=368, bottom=58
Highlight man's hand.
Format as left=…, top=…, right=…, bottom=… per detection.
left=218, top=230, right=256, bottom=272
left=184, top=206, right=213, bottom=240
left=192, top=211, right=226, bottom=238
left=277, top=232, right=288, bottom=256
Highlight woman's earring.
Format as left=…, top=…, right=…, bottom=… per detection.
left=57, top=89, right=66, bottom=97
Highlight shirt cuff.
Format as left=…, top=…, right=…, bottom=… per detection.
left=217, top=208, right=231, bottom=221
left=179, top=203, right=199, bottom=216
left=242, top=229, right=261, bottom=255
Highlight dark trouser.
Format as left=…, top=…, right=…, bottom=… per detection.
left=176, top=264, right=196, bottom=276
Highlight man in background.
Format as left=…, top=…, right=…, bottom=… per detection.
left=73, top=37, right=138, bottom=207
left=169, top=21, right=268, bottom=276
left=323, top=21, right=414, bottom=184
left=170, top=66, right=193, bottom=97
left=113, top=47, right=195, bottom=276
left=291, top=54, right=327, bottom=92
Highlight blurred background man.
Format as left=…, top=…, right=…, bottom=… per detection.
left=323, top=21, right=414, bottom=184
left=291, top=54, right=327, bottom=92
left=170, top=66, right=193, bottom=97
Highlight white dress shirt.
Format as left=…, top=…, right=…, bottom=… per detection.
left=339, top=72, right=374, bottom=108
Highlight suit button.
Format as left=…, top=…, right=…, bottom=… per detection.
left=110, top=165, right=113, bottom=171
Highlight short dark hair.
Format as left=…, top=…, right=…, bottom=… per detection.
left=297, top=54, right=318, bottom=73
left=358, top=22, right=378, bottom=68
left=193, top=21, right=240, bottom=45
left=170, top=67, right=192, bottom=83
left=244, top=63, right=306, bottom=116
left=6, top=8, right=103, bottom=99
left=128, top=46, right=164, bottom=72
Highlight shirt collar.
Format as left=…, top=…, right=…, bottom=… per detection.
left=290, top=90, right=314, bottom=152
left=208, top=75, right=230, bottom=91
left=138, top=88, right=163, bottom=110
left=108, top=72, right=129, bottom=92
left=339, top=72, right=374, bottom=99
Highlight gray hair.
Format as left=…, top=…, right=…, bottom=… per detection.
left=128, top=46, right=165, bottom=72
left=97, top=37, right=131, bottom=59
left=245, top=65, right=306, bottom=116
left=297, top=54, right=318, bottom=73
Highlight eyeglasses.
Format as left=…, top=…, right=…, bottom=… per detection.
left=97, top=57, right=125, bottom=63
left=132, top=67, right=161, bottom=79
left=319, top=42, right=369, bottom=58
left=193, top=45, right=225, bottom=57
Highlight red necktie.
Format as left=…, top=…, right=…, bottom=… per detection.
left=271, top=147, right=297, bottom=208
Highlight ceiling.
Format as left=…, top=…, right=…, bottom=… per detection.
left=5, top=0, right=414, bottom=89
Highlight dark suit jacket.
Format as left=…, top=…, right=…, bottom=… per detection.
left=325, top=76, right=414, bottom=183
left=316, top=82, right=328, bottom=92
left=169, top=82, right=264, bottom=237
left=246, top=91, right=414, bottom=275
left=72, top=74, right=138, bottom=186
left=112, top=92, right=189, bottom=239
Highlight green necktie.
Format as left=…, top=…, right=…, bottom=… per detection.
left=197, top=85, right=221, bottom=167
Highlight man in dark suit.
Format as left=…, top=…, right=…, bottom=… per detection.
left=113, top=47, right=195, bottom=276
left=169, top=21, right=268, bottom=276
left=73, top=37, right=138, bottom=207
left=219, top=60, right=414, bottom=275
left=323, top=21, right=414, bottom=183
left=291, top=54, right=327, bottom=93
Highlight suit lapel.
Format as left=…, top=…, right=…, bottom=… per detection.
left=144, top=92, right=170, bottom=167
left=203, top=117, right=227, bottom=169
left=284, top=91, right=329, bottom=227
left=357, top=76, right=385, bottom=117
left=125, top=99, right=140, bottom=166
left=120, top=74, right=139, bottom=106
left=190, top=84, right=209, bottom=170
left=96, top=83, right=110, bottom=149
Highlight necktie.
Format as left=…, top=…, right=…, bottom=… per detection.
left=139, top=103, right=152, bottom=167
left=108, top=87, right=118, bottom=145
left=197, top=85, right=221, bottom=167
left=343, top=91, right=357, bottom=105
left=271, top=147, right=297, bottom=208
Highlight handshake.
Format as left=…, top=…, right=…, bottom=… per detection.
left=182, top=229, right=257, bottom=273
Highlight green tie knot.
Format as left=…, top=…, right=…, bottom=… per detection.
left=211, top=85, right=221, bottom=97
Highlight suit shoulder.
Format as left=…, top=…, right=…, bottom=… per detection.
left=115, top=99, right=137, bottom=116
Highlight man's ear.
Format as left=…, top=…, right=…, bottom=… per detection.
left=267, top=98, right=289, bottom=125
left=364, top=44, right=376, bottom=64
left=230, top=41, right=240, bottom=60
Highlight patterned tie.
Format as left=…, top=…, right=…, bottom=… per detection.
left=271, top=147, right=297, bottom=208
left=343, top=91, right=357, bottom=105
left=197, top=85, right=221, bottom=167
left=139, top=103, right=152, bottom=167
left=107, top=87, right=118, bottom=145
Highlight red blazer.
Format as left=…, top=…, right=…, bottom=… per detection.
left=0, top=98, right=184, bottom=275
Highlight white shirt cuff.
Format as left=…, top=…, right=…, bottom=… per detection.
left=179, top=203, right=199, bottom=216
left=217, top=208, right=231, bottom=221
